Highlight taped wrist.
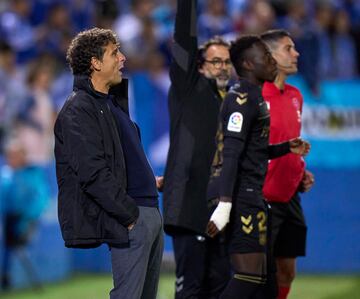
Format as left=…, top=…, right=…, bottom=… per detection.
left=210, top=201, right=232, bottom=231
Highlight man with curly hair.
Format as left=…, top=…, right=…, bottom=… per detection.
left=54, top=27, right=163, bottom=299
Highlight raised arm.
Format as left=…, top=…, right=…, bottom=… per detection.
left=170, top=0, right=199, bottom=88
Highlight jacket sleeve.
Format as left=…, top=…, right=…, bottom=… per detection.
left=169, top=0, right=199, bottom=92
left=59, top=100, right=139, bottom=227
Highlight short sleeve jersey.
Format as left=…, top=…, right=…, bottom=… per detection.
left=262, top=82, right=305, bottom=202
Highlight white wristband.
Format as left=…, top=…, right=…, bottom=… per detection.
left=210, top=201, right=232, bottom=231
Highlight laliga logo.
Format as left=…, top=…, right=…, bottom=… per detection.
left=231, top=114, right=242, bottom=125
left=227, top=112, right=243, bottom=132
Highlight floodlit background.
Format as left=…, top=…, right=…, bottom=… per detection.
left=0, top=0, right=359, bottom=298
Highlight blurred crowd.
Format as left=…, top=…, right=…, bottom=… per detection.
left=0, top=0, right=360, bottom=159
left=0, top=0, right=358, bottom=290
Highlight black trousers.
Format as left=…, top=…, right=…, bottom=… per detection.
left=172, top=232, right=231, bottom=299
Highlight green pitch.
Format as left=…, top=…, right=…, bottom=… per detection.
left=0, top=273, right=359, bottom=299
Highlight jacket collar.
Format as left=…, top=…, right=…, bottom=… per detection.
left=73, top=75, right=130, bottom=114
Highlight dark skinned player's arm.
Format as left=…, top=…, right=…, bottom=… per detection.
left=207, top=91, right=256, bottom=236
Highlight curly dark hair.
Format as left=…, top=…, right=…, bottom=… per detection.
left=66, top=27, right=118, bottom=76
left=230, top=35, right=262, bottom=76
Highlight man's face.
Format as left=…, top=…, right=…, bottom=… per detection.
left=270, top=36, right=299, bottom=75
left=250, top=42, right=278, bottom=83
left=97, top=42, right=126, bottom=87
left=199, top=45, right=232, bottom=90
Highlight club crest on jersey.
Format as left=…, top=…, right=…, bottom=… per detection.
left=292, top=97, right=300, bottom=109
left=227, top=112, right=243, bottom=132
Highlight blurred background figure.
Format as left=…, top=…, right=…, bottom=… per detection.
left=198, top=0, right=233, bottom=43
left=114, top=0, right=155, bottom=57
left=279, top=0, right=320, bottom=94
left=321, top=8, right=357, bottom=79
left=242, top=0, right=276, bottom=34
left=0, top=40, right=27, bottom=154
left=0, top=0, right=39, bottom=63
left=0, top=138, right=50, bottom=290
left=0, top=0, right=358, bottom=296
left=37, top=3, right=75, bottom=65
left=14, top=55, right=56, bottom=166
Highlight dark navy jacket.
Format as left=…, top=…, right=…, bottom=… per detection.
left=54, top=76, right=139, bottom=248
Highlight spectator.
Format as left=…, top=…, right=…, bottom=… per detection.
left=113, top=0, right=155, bottom=55
left=0, top=40, right=27, bottom=152
left=37, top=3, right=75, bottom=64
left=314, top=1, right=334, bottom=80
left=242, top=0, right=276, bottom=34
left=329, top=9, right=358, bottom=79
left=0, top=138, right=49, bottom=290
left=198, top=0, right=233, bottom=43
left=0, top=0, right=39, bottom=63
left=15, top=55, right=57, bottom=166
left=281, top=0, right=320, bottom=94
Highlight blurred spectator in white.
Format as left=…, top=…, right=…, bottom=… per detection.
left=198, top=0, right=233, bottom=43
left=114, top=0, right=156, bottom=55
left=118, top=14, right=166, bottom=71
left=0, top=40, right=27, bottom=153
left=0, top=0, right=39, bottom=63
left=15, top=55, right=56, bottom=166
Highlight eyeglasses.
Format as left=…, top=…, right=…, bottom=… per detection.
left=204, top=59, right=232, bottom=69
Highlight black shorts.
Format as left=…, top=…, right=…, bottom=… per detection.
left=269, top=193, right=307, bottom=257
left=227, top=191, right=268, bottom=255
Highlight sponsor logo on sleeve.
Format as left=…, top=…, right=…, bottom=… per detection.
left=227, top=112, right=243, bottom=132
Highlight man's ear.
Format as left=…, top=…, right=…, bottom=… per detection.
left=198, top=65, right=205, bottom=74
left=91, top=57, right=101, bottom=72
left=242, top=59, right=253, bottom=71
